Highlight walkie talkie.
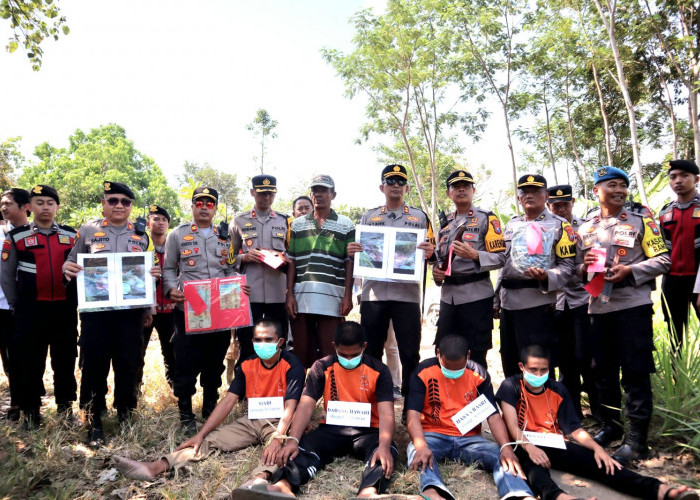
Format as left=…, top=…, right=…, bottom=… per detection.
left=134, top=205, right=147, bottom=235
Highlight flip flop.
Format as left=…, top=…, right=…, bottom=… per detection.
left=663, top=488, right=699, bottom=500
left=230, top=483, right=294, bottom=499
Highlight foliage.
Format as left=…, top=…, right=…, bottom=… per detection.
left=19, top=124, right=179, bottom=227
left=246, top=109, right=278, bottom=175
left=334, top=204, right=368, bottom=224
left=0, top=136, right=24, bottom=191
left=1, top=0, right=69, bottom=70
left=177, top=161, right=241, bottom=221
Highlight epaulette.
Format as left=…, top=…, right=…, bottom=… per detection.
left=58, top=223, right=77, bottom=233
left=7, top=224, right=30, bottom=237
left=409, top=206, right=430, bottom=221
left=585, top=207, right=601, bottom=218
left=551, top=213, right=569, bottom=224
left=659, top=201, right=674, bottom=213
left=275, top=211, right=290, bottom=219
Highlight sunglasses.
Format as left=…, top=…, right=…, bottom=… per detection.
left=194, top=200, right=215, bottom=209
left=384, top=178, right=407, bottom=186
left=105, top=197, right=133, bottom=207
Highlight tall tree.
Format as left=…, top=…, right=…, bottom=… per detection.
left=1, top=0, right=69, bottom=70
left=246, top=109, right=278, bottom=174
left=177, top=160, right=241, bottom=218
left=0, top=136, right=23, bottom=190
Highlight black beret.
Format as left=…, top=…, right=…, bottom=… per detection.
left=382, top=164, right=408, bottom=181
left=104, top=181, right=135, bottom=199
left=29, top=184, right=60, bottom=204
left=446, top=170, right=475, bottom=188
left=147, top=204, right=170, bottom=221
left=547, top=184, right=573, bottom=202
left=252, top=175, right=277, bottom=193
left=517, top=174, right=547, bottom=189
left=668, top=159, right=699, bottom=175
left=192, top=186, right=218, bottom=203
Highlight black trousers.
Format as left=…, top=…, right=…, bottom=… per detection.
left=500, top=304, right=556, bottom=377
left=516, top=441, right=661, bottom=500
left=590, top=305, right=655, bottom=428
left=435, top=296, right=493, bottom=368
left=172, top=308, right=229, bottom=402
left=138, top=312, right=175, bottom=387
left=14, top=301, right=78, bottom=411
left=0, top=308, right=19, bottom=408
left=554, top=303, right=598, bottom=418
left=78, top=308, right=145, bottom=413
left=273, top=424, right=398, bottom=494
left=235, top=302, right=287, bottom=364
left=361, top=300, right=421, bottom=397
left=661, top=274, right=698, bottom=348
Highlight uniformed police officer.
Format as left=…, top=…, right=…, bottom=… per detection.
left=431, top=170, right=505, bottom=369
left=577, top=166, right=670, bottom=464
left=496, top=174, right=576, bottom=378
left=1, top=185, right=78, bottom=429
left=658, top=159, right=700, bottom=348
left=347, top=164, right=434, bottom=403
left=163, top=187, right=237, bottom=435
left=136, top=205, right=175, bottom=389
left=547, top=184, right=599, bottom=420
left=63, top=181, right=157, bottom=447
left=230, top=175, right=290, bottom=364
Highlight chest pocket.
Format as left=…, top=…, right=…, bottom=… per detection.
left=215, top=241, right=230, bottom=258
left=271, top=232, right=286, bottom=252
left=89, top=241, right=111, bottom=253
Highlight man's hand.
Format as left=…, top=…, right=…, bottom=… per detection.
left=409, top=444, right=434, bottom=472
left=63, top=262, right=83, bottom=281
left=604, top=264, right=631, bottom=283
left=432, top=266, right=446, bottom=284
left=241, top=284, right=251, bottom=296
left=169, top=288, right=186, bottom=303
left=452, top=241, right=478, bottom=260
left=276, top=440, right=299, bottom=466
left=286, top=294, right=297, bottom=319
left=593, top=446, right=622, bottom=475
left=261, top=437, right=283, bottom=466
left=524, top=443, right=551, bottom=469
left=418, top=241, right=434, bottom=260
left=500, top=446, right=526, bottom=478
left=583, top=250, right=599, bottom=267
left=243, top=248, right=264, bottom=263
left=493, top=307, right=500, bottom=320
left=347, top=242, right=363, bottom=258
left=143, top=312, right=153, bottom=328
left=175, top=434, right=204, bottom=454
left=370, top=443, right=394, bottom=479
left=524, top=267, right=548, bottom=281
left=339, top=295, right=353, bottom=316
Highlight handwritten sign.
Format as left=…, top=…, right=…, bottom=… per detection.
left=523, top=431, right=567, bottom=450
left=326, top=401, right=372, bottom=427
left=248, top=397, right=284, bottom=420
left=451, top=394, right=497, bottom=435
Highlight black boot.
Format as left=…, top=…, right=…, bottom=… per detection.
left=178, top=398, right=196, bottom=436
left=117, top=408, right=134, bottom=426
left=613, top=422, right=650, bottom=465
left=23, top=408, right=42, bottom=431
left=593, top=422, right=623, bottom=447
left=86, top=413, right=105, bottom=448
left=57, top=402, right=78, bottom=427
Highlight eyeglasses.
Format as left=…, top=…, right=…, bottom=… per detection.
left=105, top=197, right=133, bottom=207
left=384, top=178, right=407, bottom=186
left=194, top=200, right=215, bottom=209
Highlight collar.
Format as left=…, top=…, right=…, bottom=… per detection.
left=31, top=221, right=60, bottom=234
left=251, top=208, right=276, bottom=218
left=380, top=204, right=410, bottom=215
left=101, top=218, right=133, bottom=231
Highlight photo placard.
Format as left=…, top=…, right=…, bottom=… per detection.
left=353, top=225, right=426, bottom=282
left=183, top=275, right=253, bottom=334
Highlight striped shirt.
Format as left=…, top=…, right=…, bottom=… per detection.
left=288, top=210, right=355, bottom=316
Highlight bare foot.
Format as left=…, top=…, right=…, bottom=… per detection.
left=267, top=479, right=295, bottom=497
left=113, top=456, right=168, bottom=480
left=422, top=486, right=449, bottom=500
left=658, top=484, right=698, bottom=500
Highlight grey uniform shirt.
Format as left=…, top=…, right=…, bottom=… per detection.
left=230, top=208, right=289, bottom=304
left=576, top=208, right=670, bottom=314
left=163, top=222, right=235, bottom=311
left=436, top=207, right=505, bottom=305
left=497, top=209, right=576, bottom=311
left=359, top=204, right=434, bottom=303
left=556, top=217, right=589, bottom=311
left=66, top=218, right=150, bottom=261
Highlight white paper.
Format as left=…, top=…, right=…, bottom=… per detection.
left=326, top=401, right=372, bottom=427
left=353, top=225, right=426, bottom=282
left=248, top=397, right=284, bottom=420
left=259, top=249, right=285, bottom=269
left=523, top=431, right=567, bottom=449
left=451, top=394, right=497, bottom=435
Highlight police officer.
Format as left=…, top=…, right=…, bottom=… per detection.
left=577, top=166, right=670, bottom=464
left=347, top=164, right=434, bottom=403
left=547, top=184, right=599, bottom=420
left=496, top=174, right=576, bottom=377
left=1, top=185, right=77, bottom=429
left=163, top=187, right=236, bottom=435
left=230, top=175, right=290, bottom=364
left=136, top=205, right=175, bottom=389
left=63, top=181, right=157, bottom=447
left=431, top=170, right=505, bottom=369
left=658, top=159, right=700, bottom=348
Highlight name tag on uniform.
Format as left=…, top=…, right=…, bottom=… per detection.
left=248, top=397, right=284, bottom=420
left=326, top=401, right=371, bottom=427
left=451, top=394, right=497, bottom=435
left=612, top=227, right=635, bottom=248
left=523, top=431, right=567, bottom=449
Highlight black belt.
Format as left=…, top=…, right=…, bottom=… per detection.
left=501, top=278, right=539, bottom=290
left=444, top=272, right=490, bottom=285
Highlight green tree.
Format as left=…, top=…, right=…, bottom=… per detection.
left=19, top=124, right=179, bottom=226
left=177, top=160, right=241, bottom=219
left=246, top=109, right=278, bottom=174
left=1, top=0, right=69, bottom=70
left=0, top=136, right=24, bottom=190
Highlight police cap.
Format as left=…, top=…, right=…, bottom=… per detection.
left=104, top=181, right=135, bottom=199
left=593, top=166, right=629, bottom=186
left=382, top=164, right=408, bottom=181
left=667, top=159, right=699, bottom=175
left=148, top=204, right=170, bottom=221
left=445, top=170, right=475, bottom=188
left=547, top=184, right=573, bottom=202
left=252, top=175, right=277, bottom=193
left=517, top=174, right=547, bottom=189
left=29, top=184, right=60, bottom=204
left=192, top=186, right=218, bottom=203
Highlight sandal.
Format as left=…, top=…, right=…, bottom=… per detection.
left=663, top=487, right=699, bottom=500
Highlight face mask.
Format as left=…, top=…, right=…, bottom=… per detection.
left=337, top=351, right=363, bottom=370
left=523, top=370, right=549, bottom=388
left=440, top=363, right=466, bottom=379
left=254, top=341, right=280, bottom=361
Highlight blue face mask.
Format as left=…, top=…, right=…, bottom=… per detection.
left=254, top=341, right=280, bottom=361
left=337, top=351, right=363, bottom=370
left=440, top=362, right=466, bottom=380
left=523, top=370, right=549, bottom=388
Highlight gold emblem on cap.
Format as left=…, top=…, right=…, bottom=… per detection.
left=263, top=178, right=271, bottom=185
left=458, top=172, right=465, bottom=177
left=104, top=182, right=111, bottom=191
left=203, top=188, right=209, bottom=194
left=149, top=205, right=158, bottom=212
left=393, top=166, right=400, bottom=172
left=597, top=167, right=607, bottom=176
left=32, top=185, right=43, bottom=194
left=556, top=189, right=563, bottom=196
left=527, top=175, right=534, bottom=182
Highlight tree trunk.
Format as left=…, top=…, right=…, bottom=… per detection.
left=543, top=84, right=558, bottom=184
left=591, top=63, right=614, bottom=166
left=564, top=63, right=589, bottom=203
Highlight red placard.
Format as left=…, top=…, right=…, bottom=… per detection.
left=183, top=276, right=252, bottom=333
